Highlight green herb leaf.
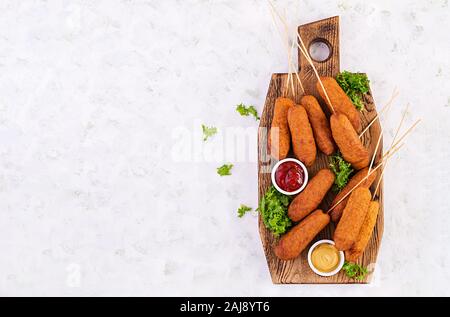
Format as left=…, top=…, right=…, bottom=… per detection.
left=342, top=261, right=369, bottom=280
left=257, top=186, right=292, bottom=236
left=336, top=71, right=370, bottom=111
left=217, top=164, right=233, bottom=176
left=236, top=103, right=260, bottom=121
left=237, top=204, right=252, bottom=218
left=329, top=152, right=353, bottom=192
left=202, top=124, right=217, bottom=141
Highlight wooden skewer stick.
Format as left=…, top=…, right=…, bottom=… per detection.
left=381, top=142, right=404, bottom=164
left=268, top=1, right=308, bottom=96
left=293, top=71, right=305, bottom=94
left=370, top=142, right=405, bottom=199
left=295, top=36, right=335, bottom=113
left=372, top=104, right=410, bottom=198
left=372, top=162, right=386, bottom=199
left=368, top=128, right=384, bottom=176
left=269, top=0, right=333, bottom=109
left=268, top=3, right=294, bottom=96
left=289, top=39, right=296, bottom=96
left=387, top=119, right=421, bottom=154
left=327, top=136, right=406, bottom=214
left=286, top=73, right=292, bottom=96
left=328, top=117, right=420, bottom=213
left=268, top=2, right=305, bottom=96
left=359, top=88, right=399, bottom=138
left=287, top=40, right=305, bottom=95
left=366, top=92, right=401, bottom=176
left=286, top=30, right=293, bottom=95
left=327, top=143, right=403, bottom=213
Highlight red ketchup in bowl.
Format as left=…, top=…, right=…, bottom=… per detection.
left=275, top=161, right=305, bottom=193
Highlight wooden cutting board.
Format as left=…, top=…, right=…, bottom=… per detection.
left=257, top=16, right=384, bottom=284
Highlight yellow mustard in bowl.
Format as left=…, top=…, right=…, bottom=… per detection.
left=311, top=243, right=340, bottom=273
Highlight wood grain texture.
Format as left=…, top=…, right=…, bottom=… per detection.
left=258, top=16, right=383, bottom=284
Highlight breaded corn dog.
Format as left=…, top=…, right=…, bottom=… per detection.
left=301, top=95, right=335, bottom=155
left=330, top=113, right=370, bottom=170
left=345, top=200, right=379, bottom=262
left=330, top=168, right=378, bottom=223
left=317, top=77, right=362, bottom=132
left=288, top=169, right=335, bottom=222
left=333, top=187, right=371, bottom=251
left=287, top=105, right=316, bottom=166
left=269, top=97, right=294, bottom=160
left=275, top=210, right=330, bottom=261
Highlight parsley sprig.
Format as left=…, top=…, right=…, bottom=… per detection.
left=329, top=152, right=354, bottom=192
left=236, top=103, right=260, bottom=121
left=202, top=124, right=217, bottom=141
left=237, top=205, right=252, bottom=218
left=257, top=186, right=292, bottom=236
left=217, top=164, right=233, bottom=176
left=342, top=261, right=369, bottom=281
left=336, top=71, right=370, bottom=111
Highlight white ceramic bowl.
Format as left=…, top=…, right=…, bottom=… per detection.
left=271, top=158, right=308, bottom=196
left=307, top=239, right=345, bottom=277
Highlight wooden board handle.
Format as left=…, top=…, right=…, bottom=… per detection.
left=297, top=16, right=340, bottom=92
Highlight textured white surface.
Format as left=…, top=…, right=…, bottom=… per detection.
left=0, top=0, right=449, bottom=296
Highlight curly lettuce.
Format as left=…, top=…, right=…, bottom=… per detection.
left=336, top=71, right=370, bottom=111
left=258, top=186, right=292, bottom=236
left=329, top=152, right=354, bottom=192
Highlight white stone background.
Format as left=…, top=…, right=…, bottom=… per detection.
left=0, top=0, right=449, bottom=296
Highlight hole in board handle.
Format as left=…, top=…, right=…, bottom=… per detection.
left=308, top=38, right=332, bottom=63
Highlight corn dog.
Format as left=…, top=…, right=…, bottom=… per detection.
left=345, top=200, right=379, bottom=262
left=288, top=169, right=335, bottom=222
left=301, top=95, right=335, bottom=155
left=287, top=105, right=316, bottom=166
left=330, top=168, right=378, bottom=223
left=333, top=187, right=371, bottom=251
left=317, top=77, right=362, bottom=132
left=275, top=210, right=330, bottom=261
left=330, top=113, right=370, bottom=170
left=269, top=97, right=294, bottom=160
